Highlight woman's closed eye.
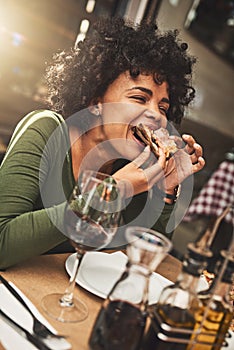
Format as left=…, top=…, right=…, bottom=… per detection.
left=129, top=95, right=147, bottom=103
left=159, top=106, right=168, bottom=116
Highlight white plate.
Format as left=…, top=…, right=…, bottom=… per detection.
left=65, top=251, right=208, bottom=305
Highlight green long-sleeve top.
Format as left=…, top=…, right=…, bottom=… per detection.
left=0, top=110, right=174, bottom=269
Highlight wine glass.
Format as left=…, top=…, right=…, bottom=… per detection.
left=41, top=170, right=124, bottom=323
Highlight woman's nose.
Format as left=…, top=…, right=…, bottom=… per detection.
left=144, top=109, right=167, bottom=128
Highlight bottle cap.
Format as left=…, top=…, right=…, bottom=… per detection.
left=220, top=251, right=234, bottom=283
left=182, top=253, right=208, bottom=276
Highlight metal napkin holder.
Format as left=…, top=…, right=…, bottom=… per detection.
left=149, top=308, right=229, bottom=347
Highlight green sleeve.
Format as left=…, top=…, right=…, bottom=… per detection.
left=150, top=203, right=175, bottom=240
left=122, top=188, right=175, bottom=241
left=0, top=112, right=69, bottom=269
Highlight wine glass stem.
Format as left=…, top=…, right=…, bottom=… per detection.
left=142, top=275, right=150, bottom=307
left=60, top=251, right=84, bottom=307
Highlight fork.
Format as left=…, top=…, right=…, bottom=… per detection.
left=0, top=309, right=51, bottom=350
left=0, top=275, right=65, bottom=339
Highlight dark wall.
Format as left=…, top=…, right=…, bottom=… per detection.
left=180, top=118, right=234, bottom=197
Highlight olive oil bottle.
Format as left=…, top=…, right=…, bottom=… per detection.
left=186, top=251, right=234, bottom=350
left=141, top=247, right=210, bottom=350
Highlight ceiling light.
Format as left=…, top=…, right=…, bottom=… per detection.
left=80, top=19, right=90, bottom=34
left=86, top=0, right=96, bottom=13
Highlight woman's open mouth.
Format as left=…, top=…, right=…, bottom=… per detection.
left=131, top=126, right=146, bottom=146
left=131, top=123, right=179, bottom=159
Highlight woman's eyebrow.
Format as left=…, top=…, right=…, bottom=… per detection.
left=161, top=97, right=170, bottom=105
left=127, top=86, right=153, bottom=96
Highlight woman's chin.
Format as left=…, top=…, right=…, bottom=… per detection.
left=117, top=147, right=143, bottom=161
left=107, top=138, right=143, bottom=161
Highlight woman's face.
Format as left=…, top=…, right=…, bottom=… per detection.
left=98, top=71, right=170, bottom=160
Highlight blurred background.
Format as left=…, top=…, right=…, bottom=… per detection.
left=0, top=0, right=233, bottom=256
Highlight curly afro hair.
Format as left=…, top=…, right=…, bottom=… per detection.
left=45, top=17, right=196, bottom=125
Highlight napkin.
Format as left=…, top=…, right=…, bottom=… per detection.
left=225, top=332, right=234, bottom=349
left=0, top=283, right=71, bottom=350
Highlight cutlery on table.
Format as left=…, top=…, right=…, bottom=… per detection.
left=0, top=309, right=51, bottom=350
left=0, top=275, right=71, bottom=350
left=0, top=275, right=64, bottom=339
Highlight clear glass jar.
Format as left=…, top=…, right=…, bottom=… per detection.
left=89, top=226, right=172, bottom=350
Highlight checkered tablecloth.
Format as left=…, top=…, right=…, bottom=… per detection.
left=183, top=160, right=234, bottom=225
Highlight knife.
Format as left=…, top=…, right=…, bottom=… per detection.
left=0, top=309, right=51, bottom=350
left=0, top=275, right=49, bottom=327
left=0, top=275, right=71, bottom=350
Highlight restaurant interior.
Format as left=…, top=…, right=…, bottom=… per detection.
left=0, top=1, right=234, bottom=349
left=0, top=0, right=233, bottom=254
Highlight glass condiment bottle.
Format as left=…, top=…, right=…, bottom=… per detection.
left=141, top=245, right=210, bottom=350
left=88, top=226, right=172, bottom=350
left=192, top=206, right=231, bottom=284
left=187, top=251, right=234, bottom=350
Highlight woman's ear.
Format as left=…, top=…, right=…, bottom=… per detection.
left=97, top=102, right=103, bottom=115
left=88, top=102, right=102, bottom=116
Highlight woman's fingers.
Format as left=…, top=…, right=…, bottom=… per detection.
left=144, top=161, right=164, bottom=186
left=132, top=145, right=151, bottom=167
left=182, top=134, right=196, bottom=154
left=113, top=146, right=166, bottom=196
left=182, top=134, right=205, bottom=173
left=192, top=156, right=205, bottom=173
left=193, top=142, right=203, bottom=157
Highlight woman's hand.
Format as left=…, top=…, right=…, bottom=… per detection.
left=158, top=134, right=205, bottom=195
left=113, top=145, right=166, bottom=197
left=113, top=133, right=205, bottom=199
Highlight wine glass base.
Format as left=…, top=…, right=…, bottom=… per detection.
left=41, top=293, right=88, bottom=323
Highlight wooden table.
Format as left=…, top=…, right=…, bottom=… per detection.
left=0, top=252, right=182, bottom=350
